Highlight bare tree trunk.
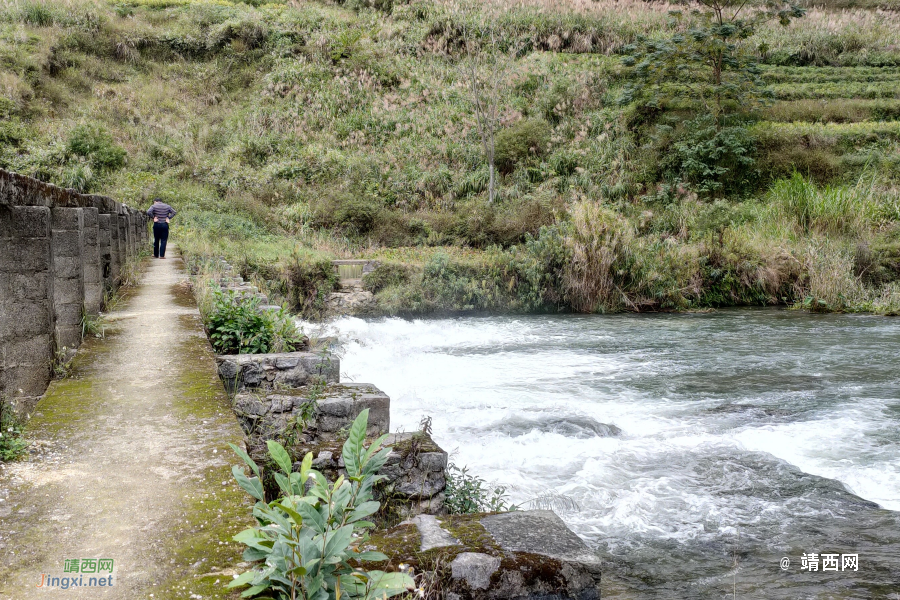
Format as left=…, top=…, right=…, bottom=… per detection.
left=488, top=163, right=495, bottom=203
left=463, top=26, right=504, bottom=204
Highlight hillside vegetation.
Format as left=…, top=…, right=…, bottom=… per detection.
left=1, top=0, right=899, bottom=315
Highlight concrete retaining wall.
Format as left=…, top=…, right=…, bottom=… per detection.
left=0, top=169, right=149, bottom=411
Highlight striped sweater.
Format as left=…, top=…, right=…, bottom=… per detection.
left=146, top=202, right=176, bottom=223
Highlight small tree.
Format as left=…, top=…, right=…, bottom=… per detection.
left=620, top=0, right=805, bottom=124
left=620, top=0, right=804, bottom=195
left=462, top=26, right=507, bottom=204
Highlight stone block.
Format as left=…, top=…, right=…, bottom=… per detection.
left=54, top=302, right=83, bottom=327
left=0, top=361, right=50, bottom=398
left=53, top=277, right=83, bottom=305
left=451, top=553, right=501, bottom=591
left=316, top=383, right=389, bottom=437
left=215, top=350, right=331, bottom=393
left=1, top=272, right=50, bottom=301
left=231, top=383, right=389, bottom=443
left=53, top=256, right=83, bottom=279
left=50, top=230, right=83, bottom=258
left=0, top=205, right=50, bottom=238
left=51, top=206, right=83, bottom=231
left=1, top=334, right=51, bottom=371
left=481, top=511, right=601, bottom=565
left=82, top=206, right=98, bottom=231
left=108, top=215, right=121, bottom=282
left=98, top=214, right=111, bottom=284
left=1, top=238, right=51, bottom=272
left=380, top=431, right=448, bottom=500
left=56, top=326, right=82, bottom=351
left=0, top=300, right=51, bottom=337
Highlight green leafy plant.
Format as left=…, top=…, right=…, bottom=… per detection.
left=444, top=462, right=517, bottom=514
left=620, top=0, right=803, bottom=195
left=51, top=346, right=74, bottom=380
left=227, top=409, right=414, bottom=599
left=82, top=309, right=106, bottom=340
left=0, top=399, right=29, bottom=462
left=655, top=114, right=758, bottom=195
left=206, top=289, right=305, bottom=355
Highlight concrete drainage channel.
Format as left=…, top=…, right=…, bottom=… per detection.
left=204, top=260, right=603, bottom=599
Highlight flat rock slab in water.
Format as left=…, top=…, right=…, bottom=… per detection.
left=369, top=510, right=601, bottom=600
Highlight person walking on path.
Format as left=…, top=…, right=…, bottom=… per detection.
left=146, top=197, right=176, bottom=258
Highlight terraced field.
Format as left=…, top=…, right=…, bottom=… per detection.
left=752, top=65, right=900, bottom=179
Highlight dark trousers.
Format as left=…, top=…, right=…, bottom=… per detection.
left=153, top=222, right=169, bottom=258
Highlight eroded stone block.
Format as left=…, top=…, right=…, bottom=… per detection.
left=215, top=350, right=333, bottom=393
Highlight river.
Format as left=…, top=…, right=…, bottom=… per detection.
left=309, top=309, right=900, bottom=597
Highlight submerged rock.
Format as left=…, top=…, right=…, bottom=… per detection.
left=490, top=414, right=622, bottom=439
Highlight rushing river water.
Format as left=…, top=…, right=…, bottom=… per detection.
left=308, top=310, right=900, bottom=598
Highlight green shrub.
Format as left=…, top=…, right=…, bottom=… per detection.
left=281, top=252, right=339, bottom=317
left=66, top=124, right=127, bottom=171
left=444, top=463, right=516, bottom=514
left=650, top=115, right=757, bottom=196
left=362, top=262, right=410, bottom=293
left=0, top=119, right=26, bottom=149
left=0, top=399, right=28, bottom=462
left=227, top=410, right=414, bottom=599
left=20, top=2, right=56, bottom=27
left=420, top=252, right=506, bottom=311
left=494, top=119, right=551, bottom=174
left=311, top=191, right=381, bottom=235
left=766, top=172, right=892, bottom=235
left=205, top=289, right=305, bottom=354
left=506, top=223, right=572, bottom=311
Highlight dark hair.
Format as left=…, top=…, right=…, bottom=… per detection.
left=153, top=197, right=163, bottom=203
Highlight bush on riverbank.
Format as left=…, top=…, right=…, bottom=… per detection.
left=205, top=289, right=305, bottom=354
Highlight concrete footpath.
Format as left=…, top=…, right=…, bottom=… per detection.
left=0, top=252, right=250, bottom=599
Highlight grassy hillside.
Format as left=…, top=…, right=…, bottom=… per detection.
left=1, top=0, right=899, bottom=315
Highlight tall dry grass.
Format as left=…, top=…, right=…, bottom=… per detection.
left=564, top=201, right=634, bottom=312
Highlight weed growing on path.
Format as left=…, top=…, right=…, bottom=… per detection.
left=0, top=398, right=29, bottom=461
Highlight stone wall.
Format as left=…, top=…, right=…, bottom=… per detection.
left=0, top=169, right=149, bottom=412
left=216, top=347, right=449, bottom=516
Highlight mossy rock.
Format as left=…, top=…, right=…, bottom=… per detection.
left=362, top=511, right=602, bottom=600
